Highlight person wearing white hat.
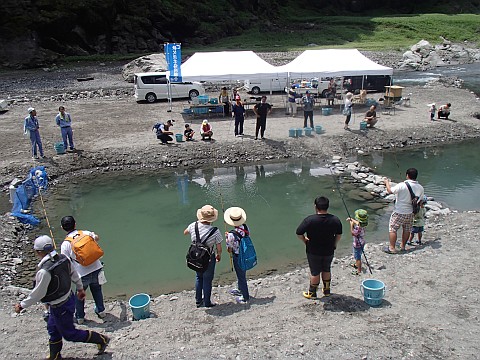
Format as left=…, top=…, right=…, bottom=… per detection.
left=14, top=235, right=110, bottom=359
left=224, top=206, right=250, bottom=304
left=23, top=107, right=45, bottom=159
left=200, top=119, right=213, bottom=140
left=184, top=204, right=223, bottom=307
left=344, top=92, right=354, bottom=130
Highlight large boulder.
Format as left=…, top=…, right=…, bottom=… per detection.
left=122, top=54, right=167, bottom=82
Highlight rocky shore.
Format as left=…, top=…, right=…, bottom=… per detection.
left=0, top=50, right=479, bottom=359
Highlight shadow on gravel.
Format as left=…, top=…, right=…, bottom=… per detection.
left=205, top=296, right=276, bottom=317
left=320, top=294, right=373, bottom=312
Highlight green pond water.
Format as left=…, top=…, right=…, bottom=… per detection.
left=38, top=161, right=385, bottom=298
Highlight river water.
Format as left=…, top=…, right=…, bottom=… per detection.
left=29, top=138, right=479, bottom=298
left=393, top=62, right=480, bottom=95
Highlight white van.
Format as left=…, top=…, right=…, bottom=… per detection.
left=243, top=77, right=289, bottom=94
left=134, top=72, right=205, bottom=103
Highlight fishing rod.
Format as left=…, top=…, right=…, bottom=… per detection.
left=329, top=166, right=373, bottom=275
left=33, top=173, right=56, bottom=249
left=214, top=148, right=233, bottom=272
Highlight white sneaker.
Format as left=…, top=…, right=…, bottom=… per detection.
left=77, top=318, right=85, bottom=324
left=236, top=296, right=248, bottom=304
left=96, top=311, right=106, bottom=319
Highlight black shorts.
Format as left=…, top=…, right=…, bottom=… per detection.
left=306, top=253, right=334, bottom=276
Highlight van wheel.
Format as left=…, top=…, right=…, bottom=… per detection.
left=321, top=89, right=329, bottom=98
left=189, top=90, right=199, bottom=99
left=251, top=87, right=260, bottom=95
left=146, top=93, right=157, bottom=103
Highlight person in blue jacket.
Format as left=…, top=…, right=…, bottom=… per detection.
left=55, top=106, right=75, bottom=151
left=24, top=107, right=45, bottom=159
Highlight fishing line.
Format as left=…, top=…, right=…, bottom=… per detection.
left=329, top=166, right=373, bottom=274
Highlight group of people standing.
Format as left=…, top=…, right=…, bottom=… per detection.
left=23, top=106, right=75, bottom=159
left=184, top=205, right=252, bottom=307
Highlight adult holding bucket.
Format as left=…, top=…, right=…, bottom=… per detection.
left=184, top=205, right=223, bottom=308
left=55, top=106, right=75, bottom=152
left=296, top=196, right=342, bottom=298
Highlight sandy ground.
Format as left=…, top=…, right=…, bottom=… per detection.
left=0, top=62, right=480, bottom=359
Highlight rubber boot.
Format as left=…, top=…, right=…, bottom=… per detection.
left=86, top=330, right=110, bottom=355
left=322, top=279, right=331, bottom=297
left=302, top=284, right=318, bottom=299
left=48, top=339, right=63, bottom=360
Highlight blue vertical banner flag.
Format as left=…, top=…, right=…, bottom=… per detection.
left=165, top=43, right=182, bottom=83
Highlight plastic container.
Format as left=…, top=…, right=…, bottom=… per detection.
left=129, top=293, right=151, bottom=320
left=198, top=95, right=209, bottom=104
left=175, top=134, right=183, bottom=142
left=289, top=128, right=296, bottom=137
left=295, top=128, right=303, bottom=137
left=54, top=142, right=65, bottom=155
left=209, top=98, right=218, bottom=104
left=322, top=107, right=332, bottom=116
left=360, top=279, right=386, bottom=307
left=360, top=121, right=368, bottom=130
left=304, top=127, right=312, bottom=136
left=315, top=125, right=323, bottom=134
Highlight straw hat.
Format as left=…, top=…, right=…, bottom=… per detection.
left=196, top=205, right=218, bottom=223
left=224, top=207, right=247, bottom=226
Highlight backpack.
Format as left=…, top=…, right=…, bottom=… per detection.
left=65, top=230, right=104, bottom=266
left=405, top=182, right=420, bottom=214
left=230, top=225, right=257, bottom=271
left=186, top=223, right=218, bottom=273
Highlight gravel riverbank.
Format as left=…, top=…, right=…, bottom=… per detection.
left=0, top=53, right=479, bottom=359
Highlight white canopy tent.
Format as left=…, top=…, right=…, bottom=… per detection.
left=276, top=49, right=393, bottom=78
left=178, top=51, right=285, bottom=81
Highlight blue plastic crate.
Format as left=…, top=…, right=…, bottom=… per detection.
left=198, top=95, right=209, bottom=104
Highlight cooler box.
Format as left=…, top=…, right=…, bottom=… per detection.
left=198, top=95, right=209, bottom=104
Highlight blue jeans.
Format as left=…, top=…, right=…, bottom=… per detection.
left=75, top=268, right=105, bottom=319
left=195, top=254, right=216, bottom=306
left=60, top=126, right=74, bottom=150
left=233, top=254, right=249, bottom=300
left=29, top=129, right=44, bottom=157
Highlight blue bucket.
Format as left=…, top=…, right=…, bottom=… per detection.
left=361, top=279, right=386, bottom=307
left=54, top=142, right=65, bottom=155
left=315, top=125, right=323, bottom=134
left=304, top=127, right=312, bottom=136
left=289, top=128, right=296, bottom=137
left=129, top=293, right=151, bottom=320
left=175, top=134, right=183, bottom=142
left=296, top=128, right=303, bottom=137
left=322, top=107, right=332, bottom=116
left=360, top=121, right=367, bottom=130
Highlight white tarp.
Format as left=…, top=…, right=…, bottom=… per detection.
left=276, top=49, right=393, bottom=78
left=179, top=51, right=284, bottom=81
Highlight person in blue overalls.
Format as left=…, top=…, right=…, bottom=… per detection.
left=14, top=235, right=110, bottom=359
left=24, top=107, right=45, bottom=159
left=55, top=106, right=75, bottom=151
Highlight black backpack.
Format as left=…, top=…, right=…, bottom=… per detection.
left=405, top=182, right=420, bottom=214
left=186, top=222, right=218, bottom=273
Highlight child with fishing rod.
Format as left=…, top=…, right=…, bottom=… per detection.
left=347, top=209, right=369, bottom=275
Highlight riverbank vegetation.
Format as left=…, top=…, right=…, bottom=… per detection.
left=206, top=14, right=480, bottom=52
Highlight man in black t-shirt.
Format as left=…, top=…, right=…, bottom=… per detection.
left=253, top=95, right=272, bottom=140
left=296, top=196, right=342, bottom=298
